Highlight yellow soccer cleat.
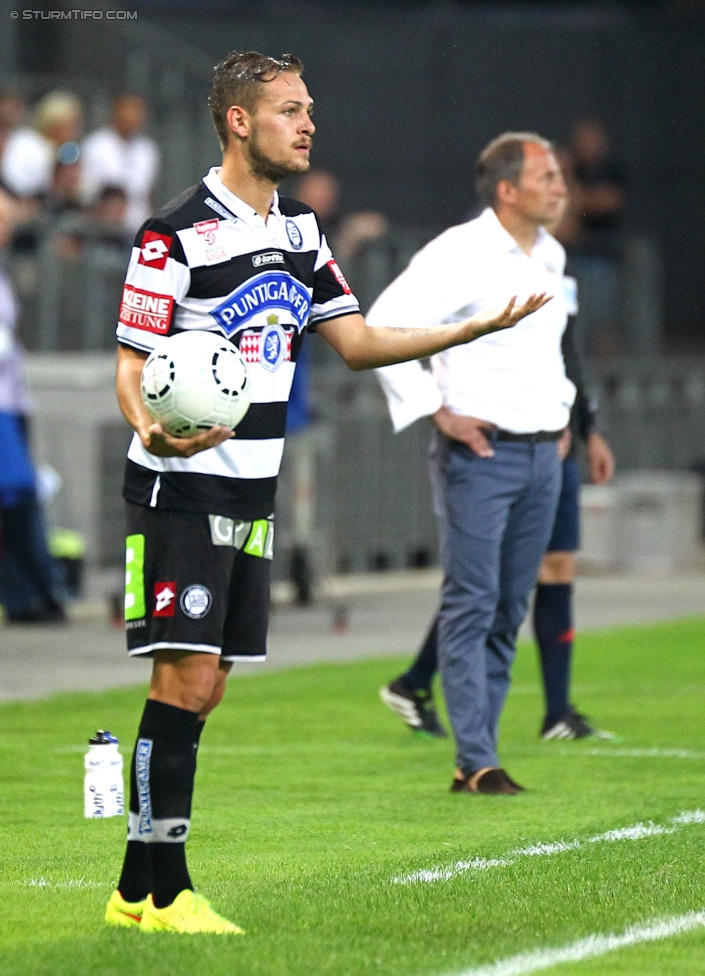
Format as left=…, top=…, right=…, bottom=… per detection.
left=140, top=889, right=245, bottom=935
left=104, top=890, right=147, bottom=929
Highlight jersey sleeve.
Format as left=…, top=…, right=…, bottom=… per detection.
left=307, top=233, right=360, bottom=329
left=116, top=217, right=191, bottom=353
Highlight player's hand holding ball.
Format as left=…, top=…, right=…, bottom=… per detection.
left=140, top=330, right=251, bottom=457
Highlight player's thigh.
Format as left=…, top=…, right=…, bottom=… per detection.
left=124, top=503, right=235, bottom=657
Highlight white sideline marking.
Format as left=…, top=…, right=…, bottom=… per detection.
left=450, top=911, right=705, bottom=976
left=583, top=747, right=705, bottom=759
left=392, top=810, right=705, bottom=885
left=20, top=876, right=108, bottom=889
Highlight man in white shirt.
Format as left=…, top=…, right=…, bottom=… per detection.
left=80, top=92, right=160, bottom=234
left=371, top=132, right=575, bottom=795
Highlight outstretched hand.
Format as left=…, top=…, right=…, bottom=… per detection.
left=468, top=293, right=552, bottom=339
left=141, top=422, right=234, bottom=458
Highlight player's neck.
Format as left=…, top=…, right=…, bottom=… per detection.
left=217, top=157, right=277, bottom=220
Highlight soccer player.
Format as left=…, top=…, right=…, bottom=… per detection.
left=105, top=52, right=550, bottom=934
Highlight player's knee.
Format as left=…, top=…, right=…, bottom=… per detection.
left=150, top=651, right=223, bottom=713
left=538, top=550, right=575, bottom=584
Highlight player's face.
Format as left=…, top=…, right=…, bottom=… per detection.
left=247, top=71, right=315, bottom=183
left=512, top=144, right=567, bottom=228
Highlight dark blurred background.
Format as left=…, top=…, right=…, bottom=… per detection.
left=2, top=0, right=705, bottom=588
left=3, top=0, right=704, bottom=348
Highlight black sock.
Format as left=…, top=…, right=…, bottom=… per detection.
left=128, top=699, right=200, bottom=908
left=117, top=738, right=152, bottom=902
left=118, top=711, right=207, bottom=904
left=194, top=719, right=206, bottom=755
left=403, top=616, right=439, bottom=692
left=533, top=583, right=573, bottom=725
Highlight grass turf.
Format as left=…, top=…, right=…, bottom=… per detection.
left=0, top=617, right=704, bottom=975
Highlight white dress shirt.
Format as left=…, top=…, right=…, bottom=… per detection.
left=370, top=208, right=576, bottom=433
left=1, top=128, right=54, bottom=198
left=80, top=127, right=160, bottom=232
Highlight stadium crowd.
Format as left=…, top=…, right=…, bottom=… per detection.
left=0, top=86, right=160, bottom=259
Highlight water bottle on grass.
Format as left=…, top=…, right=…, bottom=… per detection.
left=83, top=730, right=124, bottom=818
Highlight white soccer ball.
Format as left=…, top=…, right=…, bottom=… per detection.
left=140, top=330, right=251, bottom=438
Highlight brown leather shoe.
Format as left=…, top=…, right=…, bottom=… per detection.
left=500, top=769, right=526, bottom=792
left=450, top=767, right=525, bottom=795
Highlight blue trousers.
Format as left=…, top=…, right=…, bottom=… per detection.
left=429, top=431, right=562, bottom=774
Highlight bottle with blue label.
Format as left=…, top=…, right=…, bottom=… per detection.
left=83, top=730, right=124, bottom=818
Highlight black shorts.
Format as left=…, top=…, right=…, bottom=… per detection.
left=123, top=502, right=271, bottom=662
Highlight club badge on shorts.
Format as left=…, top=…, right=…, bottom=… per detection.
left=180, top=584, right=213, bottom=619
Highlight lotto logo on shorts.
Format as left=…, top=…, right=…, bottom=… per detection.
left=153, top=582, right=177, bottom=617
left=138, top=230, right=172, bottom=269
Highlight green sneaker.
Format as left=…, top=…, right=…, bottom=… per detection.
left=140, top=890, right=245, bottom=935
left=104, top=890, right=146, bottom=928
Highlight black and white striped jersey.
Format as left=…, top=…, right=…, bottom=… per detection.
left=117, top=167, right=360, bottom=519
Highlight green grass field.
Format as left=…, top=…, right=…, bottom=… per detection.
left=1, top=617, right=704, bottom=976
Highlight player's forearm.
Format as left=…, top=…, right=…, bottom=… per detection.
left=116, top=343, right=151, bottom=438
left=322, top=316, right=492, bottom=372
left=321, top=295, right=550, bottom=371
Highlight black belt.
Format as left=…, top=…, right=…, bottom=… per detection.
left=494, top=428, right=564, bottom=444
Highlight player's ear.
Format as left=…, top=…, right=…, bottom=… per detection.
left=226, top=105, right=251, bottom=140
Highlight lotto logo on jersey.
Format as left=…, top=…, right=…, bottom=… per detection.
left=327, top=259, right=351, bottom=294
left=119, top=286, right=174, bottom=334
left=138, top=230, right=172, bottom=269
left=153, top=582, right=176, bottom=617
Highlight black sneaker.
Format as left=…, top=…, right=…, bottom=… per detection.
left=379, top=677, right=448, bottom=738
left=541, top=706, right=615, bottom=741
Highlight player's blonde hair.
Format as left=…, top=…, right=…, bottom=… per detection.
left=208, top=51, right=304, bottom=150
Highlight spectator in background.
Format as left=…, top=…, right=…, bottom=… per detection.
left=559, top=118, right=627, bottom=358
left=0, top=89, right=27, bottom=175
left=0, top=188, right=66, bottom=624
left=86, top=185, right=132, bottom=250
left=80, top=92, right=160, bottom=234
left=1, top=90, right=82, bottom=205
left=290, top=168, right=389, bottom=264
left=46, top=156, right=84, bottom=223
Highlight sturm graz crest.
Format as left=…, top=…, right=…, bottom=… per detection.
left=285, top=218, right=303, bottom=250
left=260, top=315, right=287, bottom=371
